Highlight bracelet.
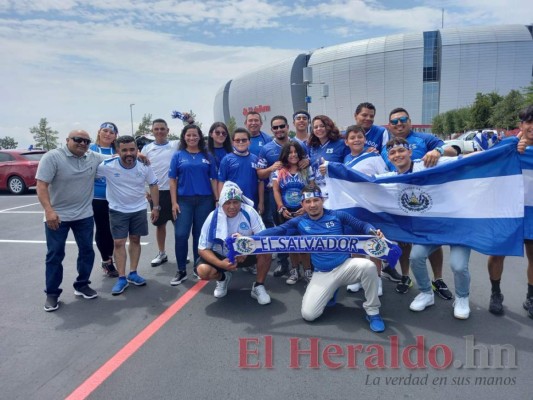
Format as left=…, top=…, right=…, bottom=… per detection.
left=435, top=147, right=444, bottom=156
left=278, top=206, right=286, bottom=214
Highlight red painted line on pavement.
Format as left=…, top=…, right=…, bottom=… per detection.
left=65, top=280, right=209, bottom=400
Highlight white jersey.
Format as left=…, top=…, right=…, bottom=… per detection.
left=96, top=158, right=158, bottom=213
left=141, top=140, right=179, bottom=190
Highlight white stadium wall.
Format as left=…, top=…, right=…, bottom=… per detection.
left=214, top=24, right=533, bottom=132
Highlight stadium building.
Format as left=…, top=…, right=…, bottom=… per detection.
left=213, top=24, right=533, bottom=132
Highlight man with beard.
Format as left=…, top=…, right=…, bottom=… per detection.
left=354, top=102, right=389, bottom=153
left=96, top=135, right=160, bottom=296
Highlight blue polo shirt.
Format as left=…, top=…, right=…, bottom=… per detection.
left=169, top=150, right=217, bottom=196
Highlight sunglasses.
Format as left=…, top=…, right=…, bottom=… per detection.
left=69, top=137, right=91, bottom=145
left=272, top=124, right=287, bottom=130
left=213, top=130, right=228, bottom=136
left=390, top=116, right=409, bottom=125
left=233, top=138, right=249, bottom=143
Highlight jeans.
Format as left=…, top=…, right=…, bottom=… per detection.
left=44, top=216, right=95, bottom=296
left=174, top=195, right=214, bottom=271
left=261, top=188, right=275, bottom=228
left=410, top=244, right=471, bottom=298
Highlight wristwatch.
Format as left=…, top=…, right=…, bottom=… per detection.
left=153, top=205, right=161, bottom=211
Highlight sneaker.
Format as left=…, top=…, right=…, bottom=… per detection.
left=248, top=264, right=257, bottom=275
left=151, top=252, right=168, bottom=267
left=111, top=278, right=129, bottom=296
left=214, top=272, right=232, bottom=298
left=523, top=297, right=533, bottom=319
left=378, top=277, right=383, bottom=297
left=74, top=285, right=98, bottom=299
left=432, top=279, right=453, bottom=300
left=286, top=268, right=299, bottom=285
left=347, top=282, right=362, bottom=293
left=251, top=283, right=271, bottom=305
left=366, top=314, right=385, bottom=332
left=102, top=261, right=119, bottom=277
left=326, top=289, right=339, bottom=307
left=304, top=269, right=313, bottom=284
left=396, top=276, right=413, bottom=294
left=409, top=292, right=434, bottom=311
left=273, top=263, right=289, bottom=277
left=381, top=266, right=402, bottom=283
left=44, top=295, right=59, bottom=312
left=127, top=272, right=147, bottom=286
left=187, top=256, right=191, bottom=264
left=453, top=296, right=470, bottom=319
left=192, top=266, right=200, bottom=280
left=170, top=270, right=187, bottom=286
left=489, top=292, right=504, bottom=315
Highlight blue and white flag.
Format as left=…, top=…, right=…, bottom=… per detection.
left=520, top=147, right=533, bottom=240
left=325, top=140, right=524, bottom=256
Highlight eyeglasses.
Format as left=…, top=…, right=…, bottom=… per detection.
left=69, top=137, right=91, bottom=145
left=233, top=138, right=249, bottom=143
left=214, top=130, right=228, bottom=137
left=272, top=124, right=286, bottom=130
left=390, top=116, right=409, bottom=125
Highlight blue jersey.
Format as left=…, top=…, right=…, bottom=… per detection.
left=212, top=147, right=230, bottom=170
left=258, top=138, right=308, bottom=168
left=308, top=139, right=349, bottom=187
left=381, top=131, right=444, bottom=171
left=364, top=125, right=389, bottom=153
left=257, top=209, right=375, bottom=272
left=218, top=152, right=260, bottom=204
left=89, top=144, right=115, bottom=200
left=169, top=150, right=217, bottom=196
left=272, top=167, right=314, bottom=210
left=249, top=131, right=272, bottom=156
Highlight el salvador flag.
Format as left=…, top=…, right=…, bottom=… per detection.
left=520, top=147, right=533, bottom=240
left=325, top=139, right=524, bottom=256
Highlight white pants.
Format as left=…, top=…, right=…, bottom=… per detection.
left=301, top=257, right=380, bottom=321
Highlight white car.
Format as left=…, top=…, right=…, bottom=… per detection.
left=444, top=131, right=478, bottom=155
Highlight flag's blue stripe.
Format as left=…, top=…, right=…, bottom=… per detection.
left=339, top=207, right=523, bottom=256
left=520, top=147, right=533, bottom=239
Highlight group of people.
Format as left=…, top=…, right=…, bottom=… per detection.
left=35, top=102, right=533, bottom=334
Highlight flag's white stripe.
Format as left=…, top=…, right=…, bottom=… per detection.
left=0, top=240, right=148, bottom=245
left=327, top=174, right=524, bottom=218
left=524, top=169, right=533, bottom=207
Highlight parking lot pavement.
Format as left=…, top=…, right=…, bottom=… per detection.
left=0, top=194, right=532, bottom=399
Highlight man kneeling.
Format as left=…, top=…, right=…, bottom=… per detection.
left=196, top=181, right=273, bottom=305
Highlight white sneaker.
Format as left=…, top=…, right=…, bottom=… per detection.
left=378, top=277, right=383, bottom=297
left=151, top=252, right=168, bottom=267
left=251, top=283, right=271, bottom=305
left=248, top=265, right=257, bottom=275
left=214, top=272, right=232, bottom=298
left=286, top=268, right=299, bottom=285
left=304, top=269, right=313, bottom=284
left=453, top=296, right=470, bottom=319
left=347, top=282, right=362, bottom=293
left=410, top=292, right=435, bottom=311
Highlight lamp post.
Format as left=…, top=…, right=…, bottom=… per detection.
left=129, top=103, right=135, bottom=135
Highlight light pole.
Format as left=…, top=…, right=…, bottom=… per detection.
left=129, top=103, right=135, bottom=135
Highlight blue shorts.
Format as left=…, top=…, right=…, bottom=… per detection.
left=109, top=209, right=148, bottom=239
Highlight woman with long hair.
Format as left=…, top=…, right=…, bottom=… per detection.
left=169, top=124, right=217, bottom=286
left=308, top=115, right=349, bottom=195
left=273, top=141, right=314, bottom=285
left=207, top=122, right=232, bottom=169
left=90, top=122, right=119, bottom=277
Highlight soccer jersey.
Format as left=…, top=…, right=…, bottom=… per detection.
left=272, top=167, right=315, bottom=209
left=96, top=158, right=158, bottom=213
left=89, top=145, right=116, bottom=200
left=168, top=150, right=217, bottom=196
left=198, top=204, right=265, bottom=256
left=249, top=131, right=272, bottom=156
left=257, top=209, right=375, bottom=272
left=258, top=138, right=308, bottom=187
left=344, top=152, right=388, bottom=175
left=141, top=140, right=179, bottom=190
left=212, top=147, right=230, bottom=169
left=218, top=152, right=260, bottom=204
left=364, top=125, right=389, bottom=153
left=308, top=139, right=350, bottom=188
left=381, top=131, right=445, bottom=171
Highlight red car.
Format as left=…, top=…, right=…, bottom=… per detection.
left=0, top=150, right=47, bottom=194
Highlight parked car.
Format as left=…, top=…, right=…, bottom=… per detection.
left=0, top=149, right=46, bottom=194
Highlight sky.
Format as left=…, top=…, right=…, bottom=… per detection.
left=0, top=0, right=532, bottom=148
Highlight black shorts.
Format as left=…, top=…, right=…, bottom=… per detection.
left=195, top=252, right=257, bottom=273
left=150, top=190, right=173, bottom=226
left=109, top=209, right=148, bottom=239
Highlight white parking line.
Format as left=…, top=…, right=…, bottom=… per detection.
left=0, top=211, right=43, bottom=214
left=0, top=240, right=149, bottom=245
left=0, top=202, right=40, bottom=213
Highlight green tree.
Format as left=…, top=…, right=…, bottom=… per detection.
left=443, top=111, right=455, bottom=136
left=431, top=114, right=444, bottom=136
left=521, top=80, right=533, bottom=106
left=453, top=107, right=471, bottom=133
left=135, top=113, right=152, bottom=137
left=489, top=90, right=524, bottom=130
left=469, top=92, right=503, bottom=129
left=0, top=136, right=18, bottom=149
left=227, top=116, right=237, bottom=136
left=30, top=118, right=59, bottom=150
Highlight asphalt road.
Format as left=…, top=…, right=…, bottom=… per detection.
left=0, top=192, right=531, bottom=400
